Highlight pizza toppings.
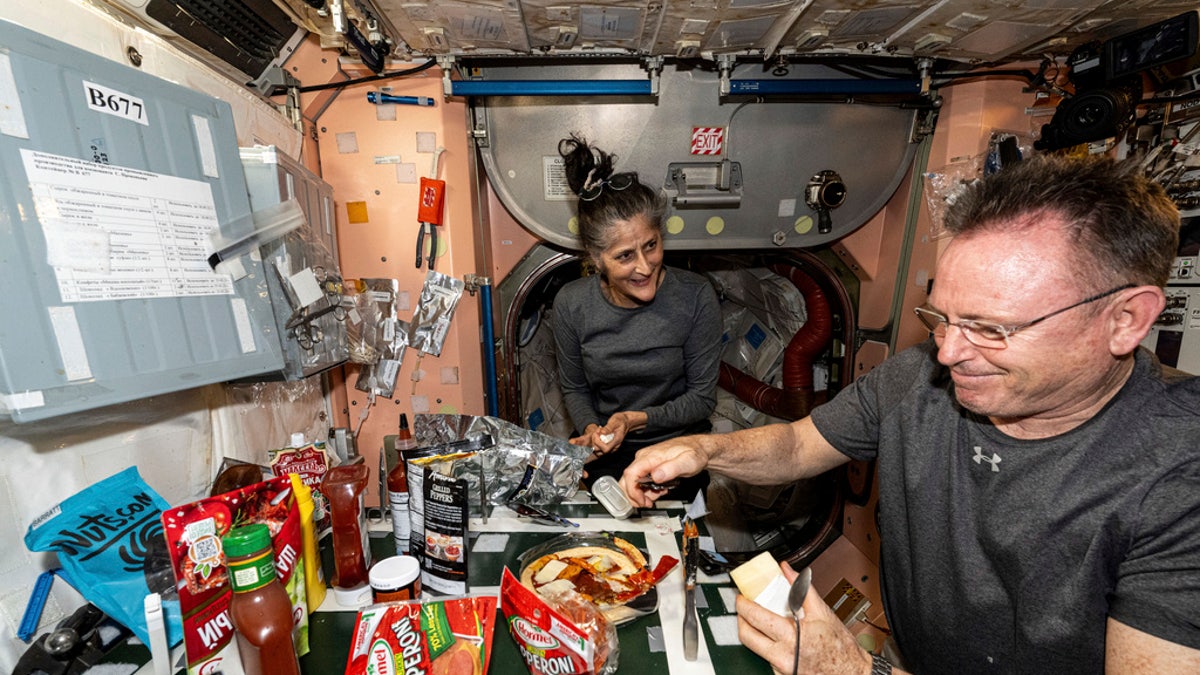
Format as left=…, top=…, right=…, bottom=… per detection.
left=521, top=543, right=649, bottom=607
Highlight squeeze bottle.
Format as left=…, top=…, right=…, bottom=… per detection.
left=222, top=524, right=301, bottom=675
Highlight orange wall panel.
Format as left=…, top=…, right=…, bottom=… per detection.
left=291, top=45, right=486, bottom=502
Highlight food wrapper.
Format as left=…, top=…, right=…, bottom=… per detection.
left=409, top=270, right=464, bottom=356
left=343, top=595, right=498, bottom=675
left=344, top=278, right=388, bottom=364
left=161, top=476, right=309, bottom=674
left=501, top=568, right=619, bottom=675
left=413, top=414, right=591, bottom=508
left=24, top=466, right=183, bottom=647
left=269, top=439, right=331, bottom=536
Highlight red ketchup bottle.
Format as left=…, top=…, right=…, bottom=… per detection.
left=322, top=463, right=372, bottom=607
left=221, top=524, right=300, bottom=675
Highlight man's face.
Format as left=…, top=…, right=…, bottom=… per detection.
left=927, top=217, right=1119, bottom=425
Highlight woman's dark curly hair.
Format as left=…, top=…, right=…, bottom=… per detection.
left=558, top=134, right=666, bottom=258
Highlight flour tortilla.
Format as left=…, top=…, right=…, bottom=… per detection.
left=519, top=539, right=649, bottom=609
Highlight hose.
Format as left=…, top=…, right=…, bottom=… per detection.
left=717, top=263, right=833, bottom=420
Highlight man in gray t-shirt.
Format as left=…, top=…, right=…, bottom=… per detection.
left=619, top=155, right=1200, bottom=674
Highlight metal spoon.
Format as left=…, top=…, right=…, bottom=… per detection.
left=787, top=566, right=813, bottom=675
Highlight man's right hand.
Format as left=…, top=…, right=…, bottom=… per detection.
left=618, top=435, right=709, bottom=507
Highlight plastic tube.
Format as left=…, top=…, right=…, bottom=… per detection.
left=143, top=593, right=170, bottom=675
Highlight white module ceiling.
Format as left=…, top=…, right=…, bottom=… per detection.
left=285, top=0, right=1196, bottom=66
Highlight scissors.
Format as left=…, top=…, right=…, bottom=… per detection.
left=507, top=501, right=579, bottom=528
left=415, top=221, right=436, bottom=269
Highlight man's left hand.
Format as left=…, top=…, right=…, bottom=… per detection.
left=736, top=561, right=873, bottom=675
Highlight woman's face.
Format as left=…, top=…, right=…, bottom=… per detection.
left=595, top=213, right=664, bottom=307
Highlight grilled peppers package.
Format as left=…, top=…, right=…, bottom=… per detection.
left=161, top=476, right=309, bottom=674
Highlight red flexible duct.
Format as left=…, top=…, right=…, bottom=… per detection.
left=717, top=263, right=833, bottom=420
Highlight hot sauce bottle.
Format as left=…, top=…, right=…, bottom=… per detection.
left=388, top=413, right=416, bottom=555
left=222, top=524, right=300, bottom=675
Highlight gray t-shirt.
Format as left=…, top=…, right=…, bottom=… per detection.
left=553, top=267, right=721, bottom=443
left=811, top=342, right=1200, bottom=674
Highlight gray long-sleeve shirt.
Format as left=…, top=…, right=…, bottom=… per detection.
left=553, top=267, right=721, bottom=443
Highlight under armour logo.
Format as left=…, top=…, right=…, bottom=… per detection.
left=972, top=446, right=1001, bottom=472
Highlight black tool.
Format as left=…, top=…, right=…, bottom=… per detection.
left=14, top=603, right=132, bottom=675
left=415, top=221, right=437, bottom=269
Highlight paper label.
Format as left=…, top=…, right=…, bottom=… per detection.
left=83, top=80, right=149, bottom=126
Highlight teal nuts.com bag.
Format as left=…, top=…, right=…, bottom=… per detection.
left=24, top=466, right=183, bottom=646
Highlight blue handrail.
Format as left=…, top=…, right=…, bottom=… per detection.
left=480, top=282, right=499, bottom=417
left=450, top=79, right=654, bottom=97
left=728, top=78, right=923, bottom=96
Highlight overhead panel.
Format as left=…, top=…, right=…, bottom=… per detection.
left=777, top=1, right=923, bottom=55
left=648, top=0, right=799, bottom=56
left=370, top=0, right=531, bottom=54
left=518, top=0, right=656, bottom=53
left=104, top=0, right=1200, bottom=68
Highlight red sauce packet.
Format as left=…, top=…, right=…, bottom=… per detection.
left=343, top=595, right=498, bottom=675
left=161, top=476, right=308, bottom=674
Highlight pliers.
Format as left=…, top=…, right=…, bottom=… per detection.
left=415, top=221, right=436, bottom=270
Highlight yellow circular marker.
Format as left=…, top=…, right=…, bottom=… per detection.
left=795, top=215, right=815, bottom=234
left=666, top=215, right=685, bottom=235
left=435, top=235, right=447, bottom=259
left=568, top=217, right=579, bottom=235
left=705, top=217, right=725, bottom=235
left=438, top=403, right=458, bottom=415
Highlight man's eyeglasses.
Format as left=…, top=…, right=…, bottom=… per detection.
left=913, top=284, right=1134, bottom=349
left=580, top=172, right=636, bottom=202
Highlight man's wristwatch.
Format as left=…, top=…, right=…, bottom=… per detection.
left=870, top=653, right=893, bottom=675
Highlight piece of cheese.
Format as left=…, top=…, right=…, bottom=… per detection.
left=588, top=554, right=614, bottom=572
left=730, top=551, right=783, bottom=601
left=534, top=559, right=569, bottom=584
left=537, top=578, right=577, bottom=597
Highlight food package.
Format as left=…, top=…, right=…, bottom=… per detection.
left=409, top=270, right=464, bottom=357
left=161, top=476, right=309, bottom=674
left=24, top=466, right=183, bottom=647
left=413, top=414, right=591, bottom=508
left=269, top=438, right=331, bottom=536
left=404, top=437, right=490, bottom=562
left=420, top=470, right=470, bottom=595
left=343, top=278, right=388, bottom=364
left=501, top=568, right=619, bottom=675
left=343, top=595, right=498, bottom=675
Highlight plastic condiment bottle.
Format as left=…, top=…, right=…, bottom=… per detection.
left=222, top=524, right=301, bottom=675
left=388, top=414, right=416, bottom=555
left=288, top=473, right=326, bottom=611
left=369, top=555, right=422, bottom=603
left=321, top=463, right=372, bottom=607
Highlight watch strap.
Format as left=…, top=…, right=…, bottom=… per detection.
left=870, top=653, right=893, bottom=675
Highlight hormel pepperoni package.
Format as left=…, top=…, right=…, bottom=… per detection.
left=161, top=476, right=309, bottom=674
left=500, top=568, right=619, bottom=675
left=343, top=595, right=498, bottom=675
